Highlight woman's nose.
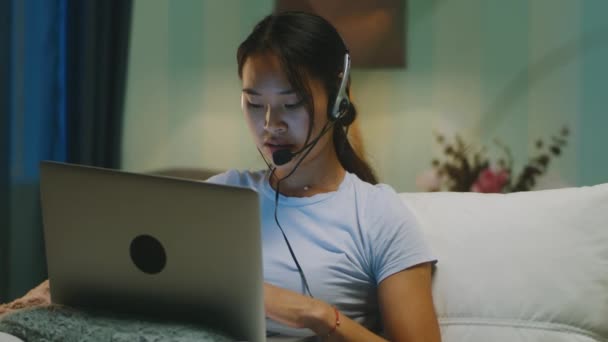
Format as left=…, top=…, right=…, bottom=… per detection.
left=264, top=105, right=286, bottom=134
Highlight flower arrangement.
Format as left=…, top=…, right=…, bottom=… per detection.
left=416, top=126, right=570, bottom=193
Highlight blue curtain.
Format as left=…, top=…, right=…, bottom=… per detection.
left=0, top=0, right=66, bottom=303
left=0, top=0, right=12, bottom=305
left=0, top=0, right=132, bottom=302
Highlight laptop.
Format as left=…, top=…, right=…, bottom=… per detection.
left=39, top=161, right=313, bottom=342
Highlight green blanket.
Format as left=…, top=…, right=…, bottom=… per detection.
left=0, top=305, right=234, bottom=342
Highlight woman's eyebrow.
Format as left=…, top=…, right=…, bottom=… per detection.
left=242, top=88, right=295, bottom=95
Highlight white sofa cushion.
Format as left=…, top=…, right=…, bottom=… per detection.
left=400, top=183, right=608, bottom=342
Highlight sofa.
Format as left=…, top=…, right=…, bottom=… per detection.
left=1, top=173, right=606, bottom=341
left=401, top=183, right=608, bottom=342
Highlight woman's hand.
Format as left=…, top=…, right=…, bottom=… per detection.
left=264, top=282, right=335, bottom=335
left=0, top=280, right=51, bottom=317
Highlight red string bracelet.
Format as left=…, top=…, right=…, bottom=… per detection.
left=325, top=306, right=341, bottom=338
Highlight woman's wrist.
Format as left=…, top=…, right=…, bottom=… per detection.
left=305, top=299, right=338, bottom=336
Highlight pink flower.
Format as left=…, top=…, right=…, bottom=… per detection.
left=471, top=167, right=509, bottom=193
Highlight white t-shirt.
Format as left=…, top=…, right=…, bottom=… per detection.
left=207, top=169, right=437, bottom=336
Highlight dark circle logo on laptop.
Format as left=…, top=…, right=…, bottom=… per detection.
left=129, top=234, right=167, bottom=274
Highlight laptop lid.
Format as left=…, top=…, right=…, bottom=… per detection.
left=39, top=161, right=265, bottom=341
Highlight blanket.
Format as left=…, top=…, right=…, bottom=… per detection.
left=0, top=305, right=233, bottom=342
left=0, top=281, right=233, bottom=341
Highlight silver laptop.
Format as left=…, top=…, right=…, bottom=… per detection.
left=40, top=161, right=313, bottom=342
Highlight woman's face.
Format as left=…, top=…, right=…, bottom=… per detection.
left=241, top=52, right=334, bottom=171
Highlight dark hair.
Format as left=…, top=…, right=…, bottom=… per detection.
left=237, top=11, right=378, bottom=184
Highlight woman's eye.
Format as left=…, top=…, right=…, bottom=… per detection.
left=284, top=100, right=303, bottom=110
left=246, top=101, right=264, bottom=109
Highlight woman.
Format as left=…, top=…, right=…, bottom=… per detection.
left=207, top=11, right=441, bottom=341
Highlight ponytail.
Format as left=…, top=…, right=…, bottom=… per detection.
left=333, top=103, right=378, bottom=185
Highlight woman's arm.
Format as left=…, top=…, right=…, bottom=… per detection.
left=264, top=262, right=440, bottom=341
left=377, top=263, right=441, bottom=342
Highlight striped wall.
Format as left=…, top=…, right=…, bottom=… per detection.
left=122, top=0, right=608, bottom=191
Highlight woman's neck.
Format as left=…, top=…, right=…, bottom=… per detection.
left=269, top=151, right=346, bottom=198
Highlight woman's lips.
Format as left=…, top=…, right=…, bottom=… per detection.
left=264, top=143, right=294, bottom=154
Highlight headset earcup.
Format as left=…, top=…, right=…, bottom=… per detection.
left=339, top=101, right=355, bottom=126
left=328, top=96, right=354, bottom=125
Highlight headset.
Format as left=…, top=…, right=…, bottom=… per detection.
left=330, top=53, right=352, bottom=121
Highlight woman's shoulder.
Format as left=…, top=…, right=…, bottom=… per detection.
left=349, top=173, right=415, bottom=225
left=205, top=169, right=267, bottom=189
left=351, top=177, right=437, bottom=282
left=349, top=173, right=402, bottom=206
